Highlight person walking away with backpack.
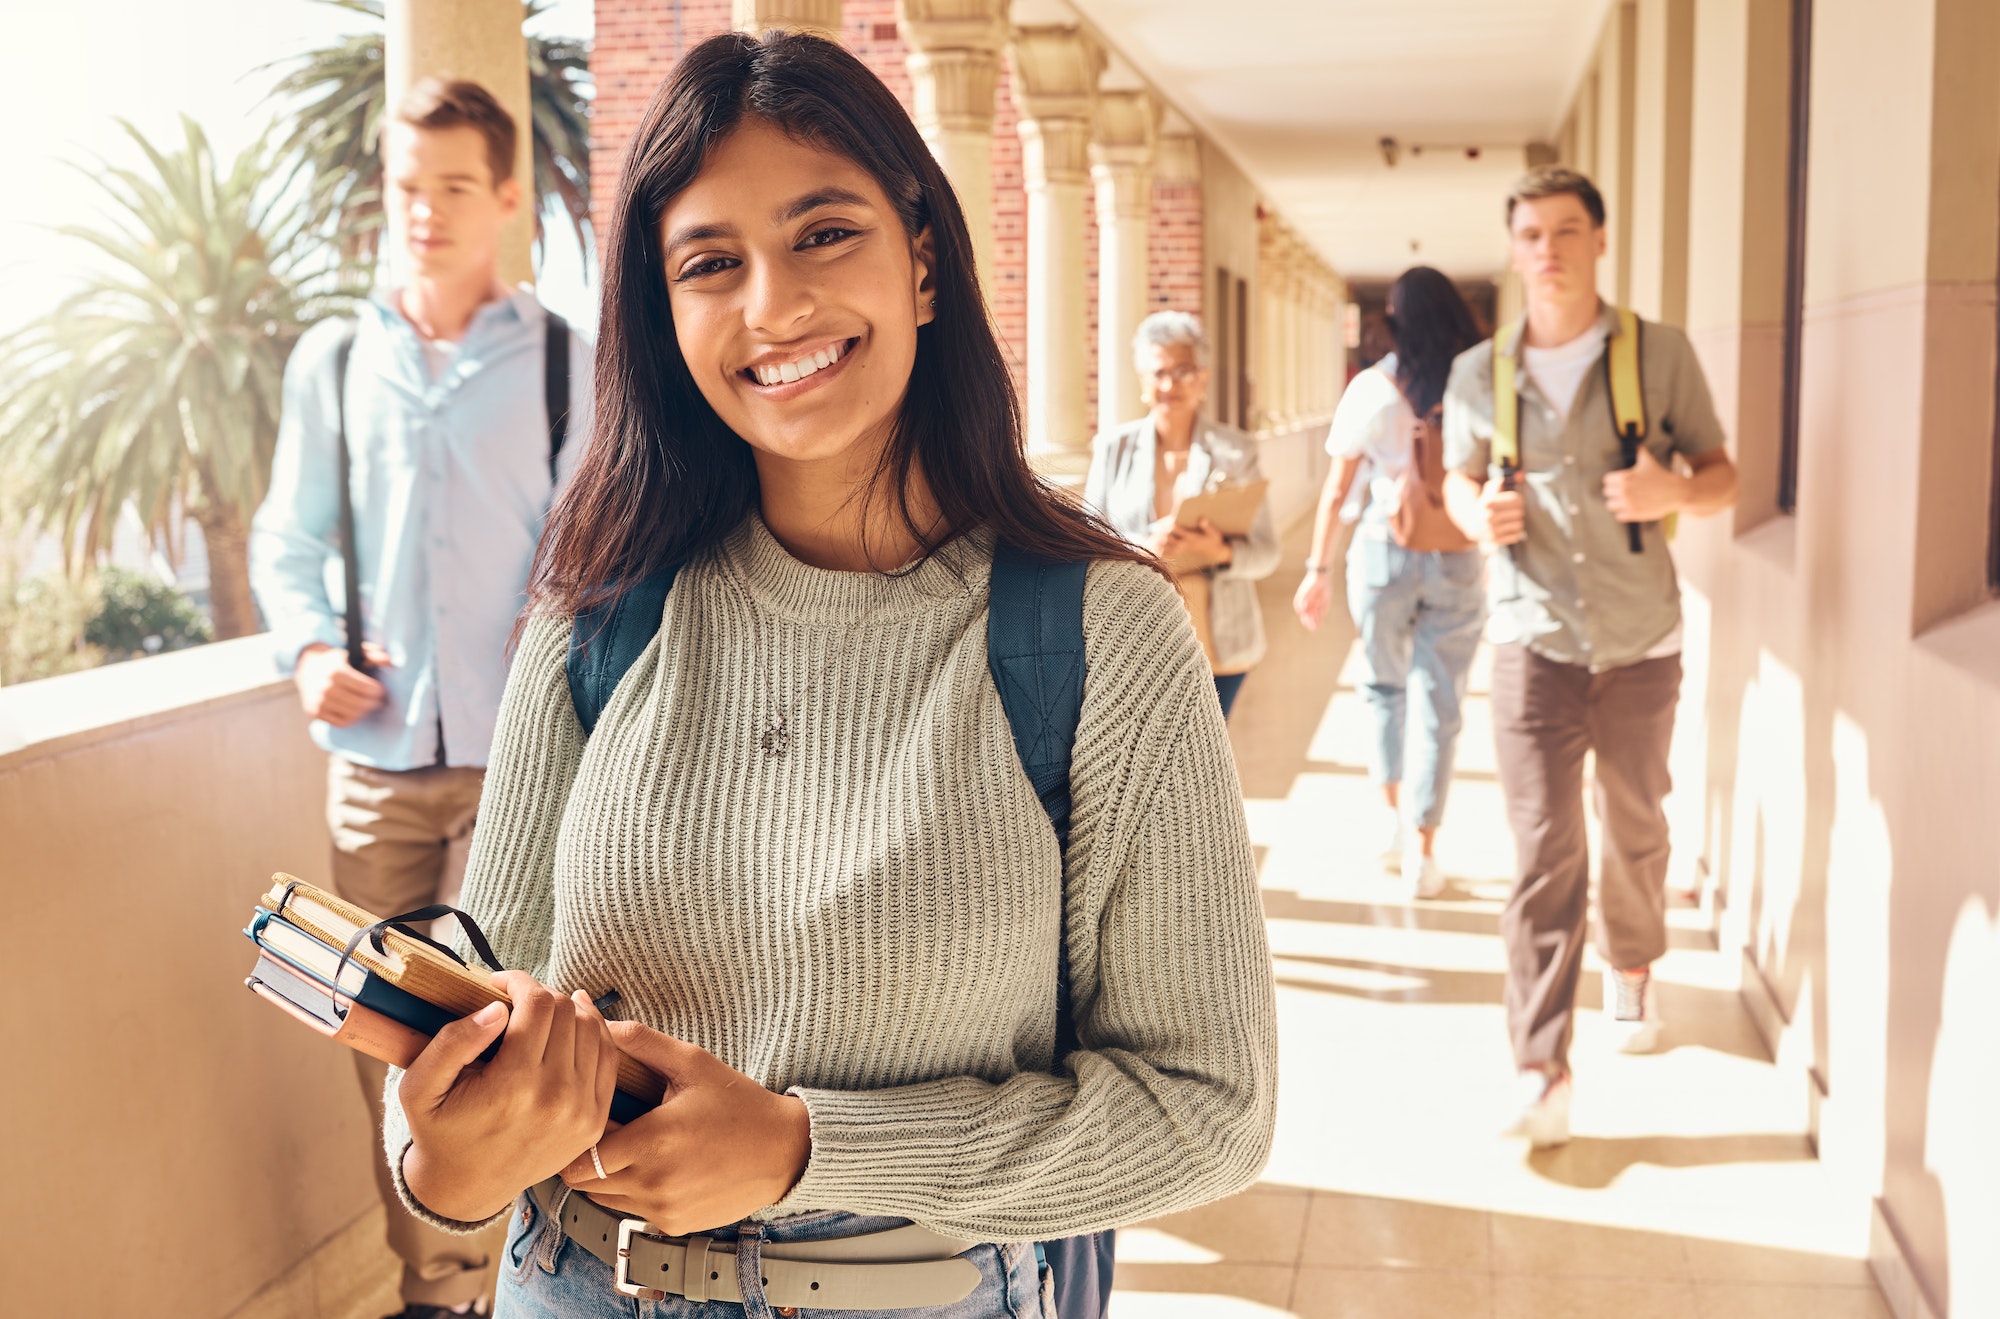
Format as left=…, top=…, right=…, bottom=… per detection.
left=1083, top=311, right=1282, bottom=720
left=367, top=32, right=1278, bottom=1319
left=1293, top=267, right=1486, bottom=899
left=1438, top=168, right=1738, bottom=1148
left=249, top=79, right=593, bottom=1319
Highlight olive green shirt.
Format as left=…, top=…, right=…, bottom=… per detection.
left=1441, top=304, right=1727, bottom=672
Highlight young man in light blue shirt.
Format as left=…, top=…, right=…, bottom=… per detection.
left=250, top=78, right=590, bottom=1319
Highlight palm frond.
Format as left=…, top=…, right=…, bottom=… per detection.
left=0, top=120, right=368, bottom=600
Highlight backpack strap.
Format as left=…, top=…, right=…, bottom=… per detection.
left=1490, top=322, right=1522, bottom=475
left=544, top=311, right=571, bottom=485
left=1605, top=307, right=1650, bottom=552
left=331, top=320, right=369, bottom=673
left=986, top=543, right=1088, bottom=1058
left=565, top=564, right=681, bottom=736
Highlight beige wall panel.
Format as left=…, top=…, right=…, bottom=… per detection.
left=1801, top=0, right=1938, bottom=303
left=1922, top=0, right=2000, bottom=284
left=0, top=663, right=375, bottom=1318
left=1628, top=0, right=1694, bottom=324
left=1200, top=140, right=1260, bottom=419
left=1684, top=0, right=1750, bottom=334
left=1593, top=3, right=1639, bottom=304
left=1909, top=282, right=2000, bottom=633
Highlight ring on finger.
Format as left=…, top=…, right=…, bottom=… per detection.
left=589, top=1143, right=607, bottom=1180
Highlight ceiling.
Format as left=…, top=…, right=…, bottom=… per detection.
left=1058, top=0, right=1613, bottom=279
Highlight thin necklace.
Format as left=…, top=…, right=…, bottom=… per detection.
left=719, top=534, right=903, bottom=759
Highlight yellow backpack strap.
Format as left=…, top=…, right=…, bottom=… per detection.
left=1607, top=306, right=1676, bottom=540
left=1491, top=324, right=1520, bottom=472
left=1608, top=306, right=1645, bottom=442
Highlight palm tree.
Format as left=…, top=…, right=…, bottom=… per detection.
left=0, top=118, right=366, bottom=640
left=266, top=0, right=593, bottom=265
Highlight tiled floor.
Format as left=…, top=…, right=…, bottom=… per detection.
left=1107, top=523, right=1887, bottom=1318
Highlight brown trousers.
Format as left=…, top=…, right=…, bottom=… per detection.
left=1490, top=645, right=1681, bottom=1072
left=326, top=756, right=502, bottom=1309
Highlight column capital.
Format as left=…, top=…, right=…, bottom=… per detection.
left=1010, top=25, right=1105, bottom=125
left=1090, top=89, right=1158, bottom=161
left=1155, top=132, right=1201, bottom=185
left=898, top=0, right=1010, bottom=52
left=733, top=0, right=841, bottom=37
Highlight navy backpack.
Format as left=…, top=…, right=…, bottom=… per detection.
left=564, top=542, right=1115, bottom=1319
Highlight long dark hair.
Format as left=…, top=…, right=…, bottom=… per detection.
left=532, top=31, right=1152, bottom=614
left=1384, top=266, right=1482, bottom=417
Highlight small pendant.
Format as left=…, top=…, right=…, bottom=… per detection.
left=759, top=711, right=791, bottom=758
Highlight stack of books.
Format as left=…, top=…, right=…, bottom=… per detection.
left=242, top=874, right=661, bottom=1121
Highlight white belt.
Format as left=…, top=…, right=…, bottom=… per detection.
left=530, top=1180, right=984, bottom=1310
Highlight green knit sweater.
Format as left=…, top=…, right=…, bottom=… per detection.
left=383, top=516, right=1278, bottom=1241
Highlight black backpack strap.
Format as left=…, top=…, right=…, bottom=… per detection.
left=544, top=311, right=571, bottom=485
left=566, top=563, right=681, bottom=736
left=986, top=543, right=1088, bottom=1054
left=330, top=320, right=368, bottom=673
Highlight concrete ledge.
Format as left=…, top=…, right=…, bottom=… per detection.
left=0, top=633, right=288, bottom=766
left=1871, top=1197, right=1945, bottom=1319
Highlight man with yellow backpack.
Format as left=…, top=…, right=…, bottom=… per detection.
left=1440, top=168, right=1739, bottom=1147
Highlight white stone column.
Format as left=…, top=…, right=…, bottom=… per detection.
left=1253, top=212, right=1279, bottom=431
left=899, top=0, right=1008, bottom=305
left=384, top=0, right=533, bottom=287
left=1011, top=25, right=1103, bottom=473
left=1090, top=90, right=1158, bottom=438
left=733, top=0, right=841, bottom=36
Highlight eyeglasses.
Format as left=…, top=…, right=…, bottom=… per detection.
left=1145, top=364, right=1203, bottom=386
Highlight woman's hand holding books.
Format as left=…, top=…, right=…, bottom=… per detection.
left=398, top=970, right=622, bottom=1224
left=553, top=1020, right=813, bottom=1236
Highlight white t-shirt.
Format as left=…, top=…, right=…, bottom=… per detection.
left=1522, top=322, right=1608, bottom=419
left=419, top=336, right=458, bottom=382
left=1323, top=357, right=1417, bottom=527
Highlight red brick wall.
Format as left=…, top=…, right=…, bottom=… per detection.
left=1148, top=179, right=1204, bottom=319
left=590, top=0, right=734, bottom=239
left=988, top=57, right=1026, bottom=386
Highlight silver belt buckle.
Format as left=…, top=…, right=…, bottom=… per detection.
left=613, top=1217, right=661, bottom=1298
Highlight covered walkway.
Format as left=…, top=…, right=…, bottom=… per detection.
left=1108, top=519, right=1885, bottom=1318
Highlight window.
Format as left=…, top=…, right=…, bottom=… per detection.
left=1776, top=0, right=1813, bottom=514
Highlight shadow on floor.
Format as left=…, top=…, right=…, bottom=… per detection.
left=1262, top=886, right=1717, bottom=953
left=1526, top=1133, right=1815, bottom=1190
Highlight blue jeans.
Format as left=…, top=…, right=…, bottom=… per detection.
left=1345, top=533, right=1485, bottom=831
left=495, top=1191, right=1050, bottom=1319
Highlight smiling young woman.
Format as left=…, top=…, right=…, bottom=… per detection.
left=377, top=30, right=1278, bottom=1319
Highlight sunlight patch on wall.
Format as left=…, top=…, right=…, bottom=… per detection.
left=1924, top=896, right=2000, bottom=1318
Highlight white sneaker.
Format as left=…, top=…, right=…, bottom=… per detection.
left=1377, top=810, right=1406, bottom=873
left=1503, top=1069, right=1572, bottom=1148
left=1607, top=966, right=1664, bottom=1054
left=1403, top=845, right=1446, bottom=899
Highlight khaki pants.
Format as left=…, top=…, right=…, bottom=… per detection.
left=1490, top=645, right=1681, bottom=1072
left=326, top=756, right=502, bottom=1309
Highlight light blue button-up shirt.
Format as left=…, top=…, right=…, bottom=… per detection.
left=250, top=288, right=592, bottom=770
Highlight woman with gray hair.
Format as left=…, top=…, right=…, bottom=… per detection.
left=1084, top=311, right=1281, bottom=718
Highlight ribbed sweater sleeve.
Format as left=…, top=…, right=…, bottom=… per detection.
left=773, top=561, right=1279, bottom=1239
left=379, top=610, right=586, bottom=1231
